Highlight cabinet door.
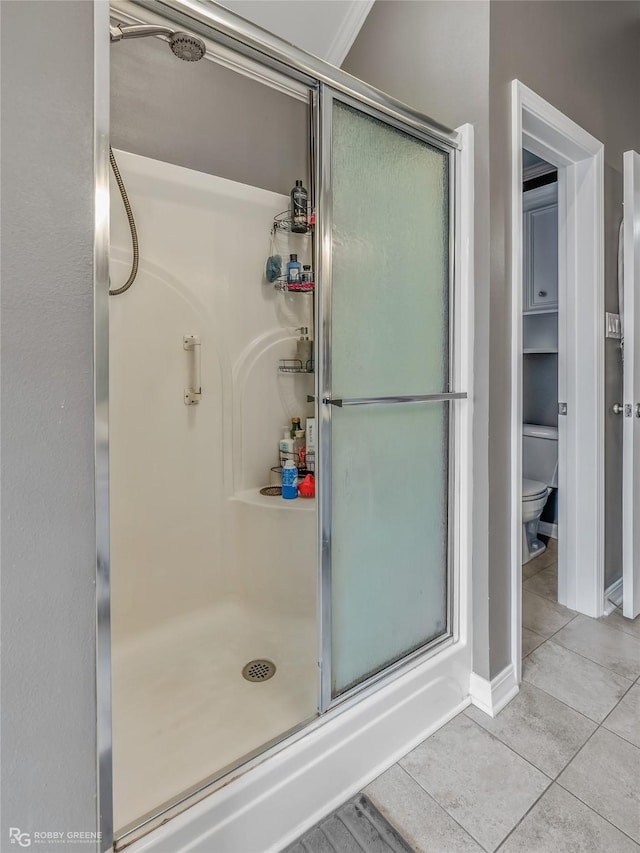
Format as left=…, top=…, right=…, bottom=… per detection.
left=523, top=184, right=558, bottom=313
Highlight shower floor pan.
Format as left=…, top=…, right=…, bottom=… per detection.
left=111, top=600, right=317, bottom=835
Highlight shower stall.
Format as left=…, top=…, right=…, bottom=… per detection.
left=99, top=2, right=474, bottom=850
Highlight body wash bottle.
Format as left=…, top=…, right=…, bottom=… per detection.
left=282, top=460, right=298, bottom=499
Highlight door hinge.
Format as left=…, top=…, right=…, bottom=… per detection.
left=558, top=402, right=567, bottom=416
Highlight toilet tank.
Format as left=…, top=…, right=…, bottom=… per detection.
left=522, top=423, right=558, bottom=487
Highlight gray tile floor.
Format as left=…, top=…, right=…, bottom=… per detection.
left=362, top=542, right=640, bottom=852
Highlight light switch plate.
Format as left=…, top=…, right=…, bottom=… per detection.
left=606, top=312, right=622, bottom=339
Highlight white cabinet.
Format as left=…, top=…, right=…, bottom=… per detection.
left=523, top=183, right=558, bottom=313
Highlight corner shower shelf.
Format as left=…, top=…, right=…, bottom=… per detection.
left=278, top=358, right=314, bottom=374
left=231, top=488, right=315, bottom=511
left=272, top=208, right=315, bottom=234
left=273, top=277, right=315, bottom=293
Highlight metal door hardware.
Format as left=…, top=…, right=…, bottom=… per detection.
left=322, top=392, right=467, bottom=408
left=614, top=403, right=640, bottom=416
left=558, top=402, right=568, bottom=415
left=605, top=312, right=623, bottom=340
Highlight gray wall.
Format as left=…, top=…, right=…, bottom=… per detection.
left=111, top=35, right=308, bottom=194
left=0, top=2, right=99, bottom=850
left=489, top=0, right=640, bottom=668
left=345, top=0, right=493, bottom=678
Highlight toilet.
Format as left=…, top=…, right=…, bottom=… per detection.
left=522, top=423, right=558, bottom=564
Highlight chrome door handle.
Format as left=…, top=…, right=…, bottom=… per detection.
left=322, top=392, right=467, bottom=408
left=612, top=403, right=624, bottom=415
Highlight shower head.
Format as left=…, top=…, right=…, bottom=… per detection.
left=169, top=31, right=206, bottom=62
left=110, top=23, right=206, bottom=62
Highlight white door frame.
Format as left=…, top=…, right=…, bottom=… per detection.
left=510, top=81, right=605, bottom=680
left=622, top=150, right=640, bottom=619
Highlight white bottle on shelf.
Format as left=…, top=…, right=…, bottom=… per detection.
left=306, top=418, right=316, bottom=453
left=279, top=429, right=294, bottom=467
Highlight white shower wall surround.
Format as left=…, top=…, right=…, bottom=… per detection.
left=109, top=151, right=316, bottom=832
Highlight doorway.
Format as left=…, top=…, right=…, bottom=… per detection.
left=520, top=150, right=561, bottom=620
left=510, top=81, right=605, bottom=682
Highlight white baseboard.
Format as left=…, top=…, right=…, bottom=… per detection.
left=538, top=521, right=558, bottom=539
left=604, top=578, right=623, bottom=615
left=126, top=644, right=471, bottom=853
left=469, top=664, right=519, bottom=719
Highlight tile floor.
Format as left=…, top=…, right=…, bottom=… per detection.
left=362, top=541, right=640, bottom=852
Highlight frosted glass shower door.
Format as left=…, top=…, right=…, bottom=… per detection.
left=321, top=94, right=462, bottom=702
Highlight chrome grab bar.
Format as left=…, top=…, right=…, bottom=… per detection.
left=183, top=334, right=202, bottom=405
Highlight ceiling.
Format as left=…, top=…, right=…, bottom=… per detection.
left=216, top=0, right=374, bottom=66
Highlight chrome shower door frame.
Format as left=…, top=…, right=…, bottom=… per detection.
left=97, top=1, right=473, bottom=848
left=94, top=2, right=113, bottom=851
left=315, top=86, right=464, bottom=712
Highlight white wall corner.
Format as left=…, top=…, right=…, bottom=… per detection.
left=328, top=0, right=375, bottom=67
left=469, top=665, right=519, bottom=718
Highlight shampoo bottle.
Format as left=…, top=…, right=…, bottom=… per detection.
left=290, top=180, right=308, bottom=233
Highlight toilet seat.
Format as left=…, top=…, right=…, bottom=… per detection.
left=522, top=478, right=549, bottom=501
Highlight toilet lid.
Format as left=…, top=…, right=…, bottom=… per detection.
left=522, top=478, right=548, bottom=499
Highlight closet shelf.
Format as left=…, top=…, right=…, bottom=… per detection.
left=523, top=347, right=558, bottom=354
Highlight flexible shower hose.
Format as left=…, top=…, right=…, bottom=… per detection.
left=109, top=146, right=139, bottom=295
